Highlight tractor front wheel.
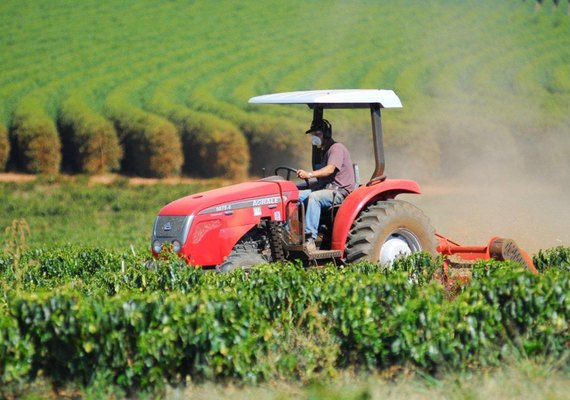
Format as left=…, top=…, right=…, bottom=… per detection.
left=345, top=200, right=437, bottom=266
left=216, top=232, right=272, bottom=273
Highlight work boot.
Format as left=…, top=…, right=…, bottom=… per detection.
left=305, top=237, right=317, bottom=253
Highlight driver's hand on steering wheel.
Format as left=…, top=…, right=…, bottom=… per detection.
left=297, top=169, right=312, bottom=180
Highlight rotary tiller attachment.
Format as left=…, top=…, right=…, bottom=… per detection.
left=436, top=234, right=537, bottom=281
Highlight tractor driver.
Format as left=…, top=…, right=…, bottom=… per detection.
left=296, top=119, right=356, bottom=252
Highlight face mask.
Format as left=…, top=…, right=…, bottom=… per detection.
left=311, top=135, right=322, bottom=147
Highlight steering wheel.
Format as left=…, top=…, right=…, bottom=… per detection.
left=274, top=165, right=309, bottom=186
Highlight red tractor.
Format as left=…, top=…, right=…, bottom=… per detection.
left=151, top=89, right=536, bottom=275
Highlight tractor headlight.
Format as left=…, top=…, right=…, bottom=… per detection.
left=172, top=240, right=182, bottom=253
left=152, top=215, right=193, bottom=255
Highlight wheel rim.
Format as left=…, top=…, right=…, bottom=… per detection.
left=379, top=228, right=422, bottom=266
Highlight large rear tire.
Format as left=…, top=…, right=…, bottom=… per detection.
left=344, top=200, right=437, bottom=265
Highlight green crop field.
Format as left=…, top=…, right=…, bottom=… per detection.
left=0, top=0, right=569, bottom=180
left=0, top=178, right=221, bottom=251
left=0, top=180, right=568, bottom=398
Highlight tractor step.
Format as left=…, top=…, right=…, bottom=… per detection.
left=306, top=249, right=342, bottom=260
left=283, top=242, right=342, bottom=265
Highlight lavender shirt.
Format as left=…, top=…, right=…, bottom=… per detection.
left=320, top=142, right=355, bottom=193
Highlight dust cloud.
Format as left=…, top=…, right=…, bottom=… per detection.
left=317, top=1, right=570, bottom=255
left=339, top=112, right=570, bottom=255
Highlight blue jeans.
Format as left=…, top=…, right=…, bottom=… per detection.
left=298, top=189, right=343, bottom=239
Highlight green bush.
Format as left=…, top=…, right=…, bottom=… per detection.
left=476, top=267, right=570, bottom=353
left=0, top=246, right=208, bottom=296
left=533, top=246, right=570, bottom=273
left=189, top=87, right=308, bottom=175
left=105, top=94, right=182, bottom=178
left=0, top=247, right=569, bottom=396
left=0, top=314, right=34, bottom=397
left=8, top=288, right=278, bottom=390
left=241, top=115, right=309, bottom=175
left=59, top=96, right=122, bottom=174
left=10, top=98, right=61, bottom=174
left=1, top=1, right=569, bottom=178
left=151, top=93, right=250, bottom=179
left=0, top=123, right=9, bottom=171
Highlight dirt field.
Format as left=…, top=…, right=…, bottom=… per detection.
left=403, top=180, right=569, bottom=254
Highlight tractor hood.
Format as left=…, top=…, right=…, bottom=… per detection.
left=158, top=179, right=299, bottom=217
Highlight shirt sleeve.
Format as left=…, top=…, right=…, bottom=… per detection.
left=326, top=144, right=344, bottom=171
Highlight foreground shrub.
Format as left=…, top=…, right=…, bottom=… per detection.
left=471, top=267, right=570, bottom=358
left=0, top=247, right=568, bottom=395
left=0, top=314, right=34, bottom=397
left=8, top=289, right=277, bottom=391
left=533, top=246, right=570, bottom=273
left=1, top=246, right=202, bottom=295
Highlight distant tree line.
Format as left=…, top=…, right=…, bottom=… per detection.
left=530, top=0, right=567, bottom=5
left=526, top=0, right=570, bottom=12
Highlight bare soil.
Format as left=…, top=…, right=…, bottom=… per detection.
left=402, top=180, right=570, bottom=255
left=0, top=172, right=36, bottom=182
left=0, top=173, right=229, bottom=186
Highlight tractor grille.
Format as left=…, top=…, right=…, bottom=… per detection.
left=152, top=215, right=193, bottom=244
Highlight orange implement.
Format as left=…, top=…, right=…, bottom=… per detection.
left=436, top=233, right=537, bottom=278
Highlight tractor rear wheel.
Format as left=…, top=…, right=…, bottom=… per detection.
left=345, top=199, right=437, bottom=265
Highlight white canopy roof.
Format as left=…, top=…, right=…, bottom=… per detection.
left=248, top=89, right=402, bottom=108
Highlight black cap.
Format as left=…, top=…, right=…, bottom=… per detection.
left=305, top=121, right=324, bottom=134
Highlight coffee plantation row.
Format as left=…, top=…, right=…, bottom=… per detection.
left=1, top=1, right=569, bottom=179
left=0, top=245, right=568, bottom=396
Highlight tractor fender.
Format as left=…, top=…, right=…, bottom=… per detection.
left=184, top=220, right=257, bottom=266
left=331, top=179, right=421, bottom=253
left=218, top=223, right=258, bottom=264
